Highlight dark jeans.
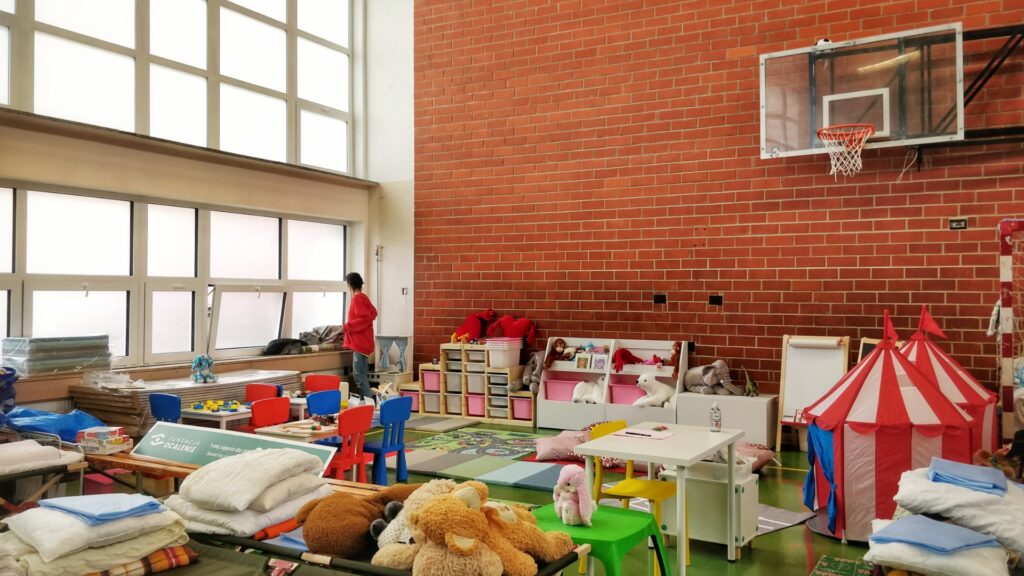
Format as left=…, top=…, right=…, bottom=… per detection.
left=353, top=352, right=372, bottom=398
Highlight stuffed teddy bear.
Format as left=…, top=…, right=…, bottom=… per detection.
left=553, top=464, right=593, bottom=526
left=572, top=377, right=604, bottom=404
left=372, top=478, right=464, bottom=570
left=633, top=373, right=676, bottom=407
left=481, top=501, right=575, bottom=573
left=190, top=354, right=217, bottom=383
left=297, top=482, right=422, bottom=559
left=513, top=351, right=544, bottom=393
left=408, top=488, right=504, bottom=576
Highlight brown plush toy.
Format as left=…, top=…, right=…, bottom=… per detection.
left=372, top=478, right=464, bottom=570
left=408, top=488, right=503, bottom=576
left=669, top=340, right=682, bottom=380
left=296, top=482, right=422, bottom=559
left=482, top=501, right=575, bottom=566
left=544, top=338, right=567, bottom=369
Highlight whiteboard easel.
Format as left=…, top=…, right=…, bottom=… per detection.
left=776, top=335, right=850, bottom=450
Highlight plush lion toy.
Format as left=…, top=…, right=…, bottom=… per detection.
left=482, top=501, right=574, bottom=570
left=297, top=483, right=421, bottom=559
left=407, top=485, right=503, bottom=576
left=372, top=479, right=464, bottom=569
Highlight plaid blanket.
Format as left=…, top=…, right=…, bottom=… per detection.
left=86, top=546, right=198, bottom=576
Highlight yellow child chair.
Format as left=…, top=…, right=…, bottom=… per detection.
left=589, top=420, right=688, bottom=570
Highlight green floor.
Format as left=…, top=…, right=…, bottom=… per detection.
left=391, top=423, right=867, bottom=576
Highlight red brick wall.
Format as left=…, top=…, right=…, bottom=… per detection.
left=413, top=0, right=1024, bottom=392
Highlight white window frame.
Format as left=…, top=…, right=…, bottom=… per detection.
left=22, top=278, right=141, bottom=367
left=207, top=284, right=285, bottom=359
left=144, top=280, right=203, bottom=365
left=0, top=279, right=20, bottom=339
left=282, top=285, right=347, bottom=340
left=0, top=0, right=355, bottom=175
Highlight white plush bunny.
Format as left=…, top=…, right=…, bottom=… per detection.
left=571, top=376, right=604, bottom=403
left=633, top=373, right=676, bottom=407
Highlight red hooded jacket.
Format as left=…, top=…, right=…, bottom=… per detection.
left=343, top=292, right=377, bottom=356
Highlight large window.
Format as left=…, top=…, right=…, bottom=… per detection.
left=0, top=187, right=348, bottom=368
left=0, top=0, right=353, bottom=174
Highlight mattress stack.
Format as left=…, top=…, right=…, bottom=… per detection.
left=69, top=369, right=303, bottom=437
left=0, top=493, right=196, bottom=576
left=1, top=335, right=111, bottom=376
left=165, top=448, right=332, bottom=538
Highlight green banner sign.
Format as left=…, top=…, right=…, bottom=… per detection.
left=133, top=422, right=336, bottom=470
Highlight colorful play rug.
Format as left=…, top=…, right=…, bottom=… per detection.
left=404, top=415, right=476, bottom=433
left=407, top=427, right=543, bottom=459
left=810, top=555, right=873, bottom=576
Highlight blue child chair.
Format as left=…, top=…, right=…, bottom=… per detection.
left=149, top=393, right=181, bottom=423
left=363, top=395, right=413, bottom=486
left=307, top=390, right=342, bottom=418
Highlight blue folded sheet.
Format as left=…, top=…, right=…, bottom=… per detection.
left=265, top=526, right=307, bottom=551
left=870, top=515, right=999, bottom=554
left=928, top=457, right=1007, bottom=496
left=39, top=493, right=165, bottom=526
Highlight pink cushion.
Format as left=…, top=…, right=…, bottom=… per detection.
left=535, top=430, right=588, bottom=461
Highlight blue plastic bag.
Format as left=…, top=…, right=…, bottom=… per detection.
left=0, top=366, right=16, bottom=416
left=5, top=407, right=105, bottom=443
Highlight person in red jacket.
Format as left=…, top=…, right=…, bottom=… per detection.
left=343, top=272, right=377, bottom=399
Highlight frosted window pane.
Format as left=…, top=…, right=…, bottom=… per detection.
left=32, top=290, right=128, bottom=357
left=287, top=220, right=344, bottom=280
left=150, top=64, right=206, bottom=147
left=0, top=188, right=11, bottom=274
left=36, top=0, right=135, bottom=48
left=0, top=26, right=8, bottom=105
left=27, top=191, right=130, bottom=276
left=216, top=291, right=282, bottom=348
left=152, top=291, right=193, bottom=354
left=219, top=84, right=286, bottom=162
left=34, top=33, right=135, bottom=131
left=300, top=111, right=347, bottom=173
left=298, top=0, right=348, bottom=48
left=210, top=211, right=279, bottom=279
left=150, top=0, right=206, bottom=69
left=0, top=0, right=12, bottom=13
left=290, top=291, right=343, bottom=338
left=148, top=204, right=196, bottom=277
left=298, top=38, right=348, bottom=111
left=220, top=8, right=285, bottom=92
left=0, top=291, right=7, bottom=338
left=227, top=0, right=285, bottom=22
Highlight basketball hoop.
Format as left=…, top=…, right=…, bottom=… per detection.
left=817, top=123, right=875, bottom=178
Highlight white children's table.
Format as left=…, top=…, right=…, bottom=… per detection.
left=179, top=407, right=252, bottom=429
left=571, top=421, right=744, bottom=576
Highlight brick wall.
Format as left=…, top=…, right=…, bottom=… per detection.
left=413, top=0, right=1024, bottom=392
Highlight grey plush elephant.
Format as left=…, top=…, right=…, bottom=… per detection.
left=511, top=350, right=544, bottom=393
left=683, top=359, right=744, bottom=395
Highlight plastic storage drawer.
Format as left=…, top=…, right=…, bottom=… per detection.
left=467, top=395, right=485, bottom=416
left=400, top=391, right=420, bottom=412
left=489, top=396, right=509, bottom=408
left=423, top=393, right=441, bottom=413
left=467, top=373, right=486, bottom=394
left=466, top=350, right=486, bottom=363
left=445, top=394, right=463, bottom=414
left=422, top=371, right=441, bottom=392
left=445, top=372, right=463, bottom=392
left=511, top=397, right=533, bottom=420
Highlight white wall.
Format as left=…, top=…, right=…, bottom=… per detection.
left=365, top=0, right=415, bottom=346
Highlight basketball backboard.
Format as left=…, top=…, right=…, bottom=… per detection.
left=760, top=23, right=964, bottom=159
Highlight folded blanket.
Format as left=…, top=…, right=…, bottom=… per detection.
left=895, top=468, right=1024, bottom=555
left=0, top=447, right=83, bottom=476
left=265, top=526, right=307, bottom=551
left=865, top=519, right=1009, bottom=576
left=178, top=448, right=323, bottom=512
left=85, top=546, right=198, bottom=576
left=0, top=440, right=59, bottom=467
left=869, top=515, right=999, bottom=554
left=929, top=457, right=1007, bottom=496
left=249, top=474, right=326, bottom=513
left=3, top=507, right=181, bottom=563
left=165, top=484, right=332, bottom=537
left=39, top=494, right=165, bottom=526
left=0, top=522, right=188, bottom=576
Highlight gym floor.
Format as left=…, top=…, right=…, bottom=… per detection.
left=396, top=423, right=867, bottom=576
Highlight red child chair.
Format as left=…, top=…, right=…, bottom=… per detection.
left=304, top=374, right=341, bottom=393
left=238, top=397, right=291, bottom=433
left=246, top=383, right=279, bottom=403
left=318, top=404, right=373, bottom=482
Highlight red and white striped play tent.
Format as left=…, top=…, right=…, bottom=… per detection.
left=901, top=305, right=999, bottom=454
left=802, top=310, right=973, bottom=542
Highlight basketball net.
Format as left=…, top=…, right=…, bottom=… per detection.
left=817, top=124, right=875, bottom=178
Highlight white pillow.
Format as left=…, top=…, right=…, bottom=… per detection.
left=179, top=448, right=323, bottom=511
left=249, top=474, right=327, bottom=512
left=2, top=508, right=181, bottom=563
left=864, top=519, right=1009, bottom=576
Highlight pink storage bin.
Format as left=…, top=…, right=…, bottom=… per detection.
left=609, top=383, right=645, bottom=404
left=467, top=395, right=485, bottom=416
left=423, top=371, right=441, bottom=392
left=545, top=379, right=578, bottom=401
left=84, top=473, right=115, bottom=495
left=511, top=397, right=533, bottom=420
left=400, top=391, right=420, bottom=411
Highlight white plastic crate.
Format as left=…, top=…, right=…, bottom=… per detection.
left=445, top=372, right=463, bottom=392
left=423, top=393, right=441, bottom=413
left=488, top=348, right=520, bottom=368
left=445, top=394, right=463, bottom=414
left=467, top=373, right=486, bottom=394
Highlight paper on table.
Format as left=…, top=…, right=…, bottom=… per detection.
left=613, top=428, right=672, bottom=440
